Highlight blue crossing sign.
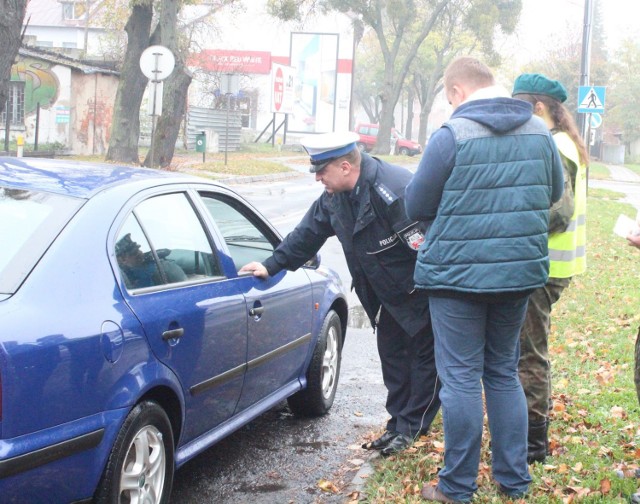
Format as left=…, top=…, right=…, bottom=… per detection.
left=590, top=112, right=602, bottom=129
left=578, top=86, right=606, bottom=114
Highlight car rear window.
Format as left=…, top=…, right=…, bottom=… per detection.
left=0, top=186, right=83, bottom=295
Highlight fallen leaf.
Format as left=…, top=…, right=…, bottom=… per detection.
left=610, top=406, right=626, bottom=418
left=317, top=479, right=339, bottom=493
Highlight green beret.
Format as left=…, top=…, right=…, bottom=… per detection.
left=512, top=73, right=568, bottom=103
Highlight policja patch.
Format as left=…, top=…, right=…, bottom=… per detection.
left=399, top=224, right=425, bottom=251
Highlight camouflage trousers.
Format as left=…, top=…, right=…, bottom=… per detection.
left=635, top=326, right=640, bottom=405
left=518, top=278, right=570, bottom=422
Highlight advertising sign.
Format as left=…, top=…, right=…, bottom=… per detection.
left=271, top=63, right=295, bottom=114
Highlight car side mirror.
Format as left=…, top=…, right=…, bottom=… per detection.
left=303, top=253, right=321, bottom=269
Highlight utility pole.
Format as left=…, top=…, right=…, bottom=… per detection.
left=578, top=0, right=594, bottom=144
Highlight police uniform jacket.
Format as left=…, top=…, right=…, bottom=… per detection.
left=262, top=153, right=429, bottom=336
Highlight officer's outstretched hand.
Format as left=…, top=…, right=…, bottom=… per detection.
left=239, top=261, right=269, bottom=278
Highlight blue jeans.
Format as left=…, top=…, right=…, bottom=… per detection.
left=429, top=296, right=532, bottom=502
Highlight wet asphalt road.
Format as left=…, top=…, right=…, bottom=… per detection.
left=170, top=326, right=387, bottom=503
left=171, top=172, right=388, bottom=503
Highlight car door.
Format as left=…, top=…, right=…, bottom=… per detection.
left=114, top=190, right=248, bottom=443
left=197, top=191, right=314, bottom=412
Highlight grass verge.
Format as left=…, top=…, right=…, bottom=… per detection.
left=361, top=173, right=640, bottom=503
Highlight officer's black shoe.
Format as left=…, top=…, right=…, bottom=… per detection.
left=361, top=430, right=398, bottom=450
left=527, top=419, right=548, bottom=464
left=380, top=433, right=413, bottom=457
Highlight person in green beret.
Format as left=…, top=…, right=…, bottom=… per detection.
left=512, top=73, right=589, bottom=464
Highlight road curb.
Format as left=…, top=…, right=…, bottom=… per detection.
left=182, top=168, right=307, bottom=185
left=218, top=170, right=305, bottom=185
left=342, top=452, right=379, bottom=501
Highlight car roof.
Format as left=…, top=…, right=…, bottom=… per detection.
left=0, top=157, right=211, bottom=198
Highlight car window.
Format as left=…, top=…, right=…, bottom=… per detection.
left=200, top=194, right=276, bottom=271
left=116, top=193, right=221, bottom=290
left=0, top=186, right=83, bottom=294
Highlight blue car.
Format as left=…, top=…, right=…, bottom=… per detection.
left=0, top=157, right=348, bottom=503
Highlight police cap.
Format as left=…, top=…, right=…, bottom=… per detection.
left=300, top=131, right=360, bottom=173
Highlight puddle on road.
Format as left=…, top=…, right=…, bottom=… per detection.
left=236, top=482, right=288, bottom=494
left=293, top=440, right=331, bottom=449
left=347, top=305, right=372, bottom=329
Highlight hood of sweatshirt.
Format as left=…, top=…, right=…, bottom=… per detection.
left=451, top=96, right=534, bottom=135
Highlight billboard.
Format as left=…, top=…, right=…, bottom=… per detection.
left=289, top=32, right=338, bottom=133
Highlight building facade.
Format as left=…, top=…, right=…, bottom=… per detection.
left=2, top=47, right=118, bottom=155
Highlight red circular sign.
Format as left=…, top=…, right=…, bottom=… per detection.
left=274, top=67, right=284, bottom=111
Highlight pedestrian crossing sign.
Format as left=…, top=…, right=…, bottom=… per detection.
left=577, top=86, right=606, bottom=113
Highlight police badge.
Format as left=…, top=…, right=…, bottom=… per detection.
left=401, top=226, right=425, bottom=250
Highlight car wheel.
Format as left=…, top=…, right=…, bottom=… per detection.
left=399, top=147, right=409, bottom=156
left=356, top=142, right=367, bottom=152
left=287, top=310, right=342, bottom=417
left=95, top=401, right=174, bottom=504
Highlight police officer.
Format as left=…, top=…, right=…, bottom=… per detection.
left=240, top=131, right=440, bottom=456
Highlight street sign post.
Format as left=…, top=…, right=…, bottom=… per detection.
left=139, top=45, right=175, bottom=167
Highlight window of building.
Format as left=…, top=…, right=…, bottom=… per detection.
left=62, top=1, right=88, bottom=20
left=1, top=82, right=25, bottom=127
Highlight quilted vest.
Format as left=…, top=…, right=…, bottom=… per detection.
left=414, top=117, right=555, bottom=294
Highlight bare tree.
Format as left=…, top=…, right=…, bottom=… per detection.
left=106, top=0, right=237, bottom=166
left=105, top=0, right=154, bottom=164
left=327, top=0, right=449, bottom=154
left=143, top=0, right=191, bottom=168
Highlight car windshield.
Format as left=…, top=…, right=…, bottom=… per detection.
left=0, top=186, right=83, bottom=295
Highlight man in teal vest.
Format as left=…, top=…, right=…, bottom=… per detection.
left=512, top=74, right=589, bottom=464
left=406, top=57, right=564, bottom=503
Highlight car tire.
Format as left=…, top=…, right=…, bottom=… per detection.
left=94, top=401, right=174, bottom=504
left=287, top=310, right=342, bottom=417
left=399, top=147, right=409, bottom=156
left=356, top=142, right=367, bottom=152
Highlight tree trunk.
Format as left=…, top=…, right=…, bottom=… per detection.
left=143, top=0, right=189, bottom=168
left=405, top=82, right=415, bottom=139
left=105, top=0, right=153, bottom=164
left=0, top=0, right=28, bottom=117
left=144, top=65, right=191, bottom=168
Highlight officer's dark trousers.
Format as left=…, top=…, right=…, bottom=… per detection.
left=376, top=307, right=441, bottom=438
left=518, top=278, right=569, bottom=422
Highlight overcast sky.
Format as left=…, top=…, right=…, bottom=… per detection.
left=502, top=0, right=633, bottom=69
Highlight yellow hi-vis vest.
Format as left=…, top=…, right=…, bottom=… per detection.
left=548, top=131, right=587, bottom=278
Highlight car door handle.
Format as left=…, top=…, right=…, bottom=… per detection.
left=162, top=328, right=184, bottom=341
left=249, top=307, right=264, bottom=316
